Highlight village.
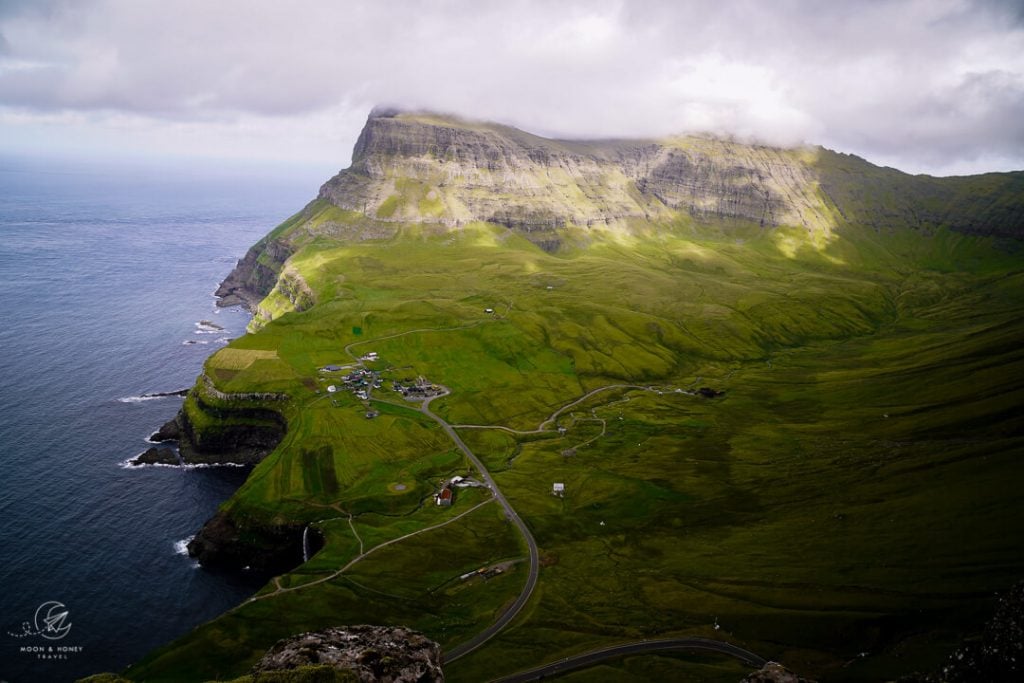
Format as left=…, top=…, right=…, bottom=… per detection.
left=318, top=354, right=495, bottom=512
left=318, top=350, right=445, bottom=419
left=315, top=342, right=569, bottom=547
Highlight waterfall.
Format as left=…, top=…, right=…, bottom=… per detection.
left=302, top=525, right=311, bottom=563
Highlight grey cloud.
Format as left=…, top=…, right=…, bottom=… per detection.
left=0, top=0, right=1021, bottom=174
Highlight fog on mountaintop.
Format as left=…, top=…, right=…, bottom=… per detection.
left=0, top=0, right=1022, bottom=176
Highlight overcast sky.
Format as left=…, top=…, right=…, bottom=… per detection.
left=1, top=0, right=1022, bottom=176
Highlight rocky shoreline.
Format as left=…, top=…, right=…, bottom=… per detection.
left=213, top=237, right=293, bottom=312
left=185, top=509, right=306, bottom=575
left=134, top=401, right=305, bottom=573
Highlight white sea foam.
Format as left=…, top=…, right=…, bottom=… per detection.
left=193, top=329, right=221, bottom=335
left=120, top=456, right=245, bottom=470
left=119, top=395, right=166, bottom=403
left=120, top=458, right=181, bottom=471
left=119, top=452, right=175, bottom=469
left=182, top=339, right=210, bottom=345
left=174, top=535, right=195, bottom=556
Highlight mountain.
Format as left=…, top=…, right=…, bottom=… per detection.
left=124, top=110, right=1024, bottom=683
left=216, top=109, right=1023, bottom=321
left=329, top=109, right=1022, bottom=238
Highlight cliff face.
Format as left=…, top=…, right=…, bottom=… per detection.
left=215, top=236, right=294, bottom=310
left=318, top=111, right=835, bottom=240
left=315, top=110, right=1024, bottom=247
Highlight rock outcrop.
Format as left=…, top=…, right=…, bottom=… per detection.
left=148, top=416, right=182, bottom=443
left=215, top=236, right=296, bottom=310
left=742, top=662, right=816, bottom=683
left=145, top=402, right=284, bottom=466
left=187, top=509, right=305, bottom=574
left=129, top=447, right=179, bottom=466
left=252, top=626, right=444, bottom=683
left=896, top=581, right=1024, bottom=683
left=318, top=110, right=835, bottom=241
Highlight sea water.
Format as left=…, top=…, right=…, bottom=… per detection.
left=0, top=158, right=324, bottom=681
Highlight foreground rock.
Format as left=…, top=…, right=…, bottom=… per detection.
left=252, top=625, right=444, bottom=683
left=895, top=580, right=1024, bottom=682
left=742, top=662, right=816, bottom=682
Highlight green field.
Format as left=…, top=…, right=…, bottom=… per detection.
left=123, top=208, right=1024, bottom=682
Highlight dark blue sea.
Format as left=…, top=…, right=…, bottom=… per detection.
left=0, top=158, right=326, bottom=682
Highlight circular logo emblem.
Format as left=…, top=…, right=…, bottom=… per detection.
left=34, top=601, right=71, bottom=640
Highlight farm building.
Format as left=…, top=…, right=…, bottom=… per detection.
left=436, top=486, right=454, bottom=507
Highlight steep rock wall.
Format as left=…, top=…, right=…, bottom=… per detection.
left=318, top=111, right=837, bottom=240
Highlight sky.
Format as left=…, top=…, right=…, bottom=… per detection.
left=0, top=0, right=1022, bottom=177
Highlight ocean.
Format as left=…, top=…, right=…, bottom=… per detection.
left=0, top=158, right=325, bottom=682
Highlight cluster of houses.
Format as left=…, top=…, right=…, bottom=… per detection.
left=321, top=361, right=384, bottom=402
left=317, top=351, right=445, bottom=421
left=342, top=368, right=384, bottom=400
left=393, top=376, right=443, bottom=399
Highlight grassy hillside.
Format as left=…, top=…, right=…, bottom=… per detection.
left=121, top=200, right=1024, bottom=682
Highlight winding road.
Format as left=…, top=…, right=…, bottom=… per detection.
left=335, top=321, right=761, bottom=675
left=419, top=391, right=541, bottom=664
left=489, top=637, right=767, bottom=682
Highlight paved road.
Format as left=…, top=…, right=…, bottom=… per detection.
left=489, top=637, right=767, bottom=682
left=420, top=391, right=541, bottom=664
left=454, top=384, right=668, bottom=435
left=539, top=383, right=668, bottom=430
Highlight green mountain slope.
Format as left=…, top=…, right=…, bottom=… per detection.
left=124, top=111, right=1024, bottom=683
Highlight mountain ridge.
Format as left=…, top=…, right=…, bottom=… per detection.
left=215, top=109, right=1023, bottom=317
left=320, top=109, right=1024, bottom=238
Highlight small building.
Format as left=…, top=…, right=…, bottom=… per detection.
left=321, top=364, right=343, bottom=372
left=326, top=385, right=338, bottom=394
left=365, top=410, right=379, bottom=419
left=484, top=308, right=494, bottom=314
left=553, top=482, right=565, bottom=497
left=436, top=486, right=454, bottom=507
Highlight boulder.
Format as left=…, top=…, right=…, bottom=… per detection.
left=742, top=662, right=816, bottom=682
left=252, top=625, right=443, bottom=683
left=130, top=447, right=179, bottom=466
